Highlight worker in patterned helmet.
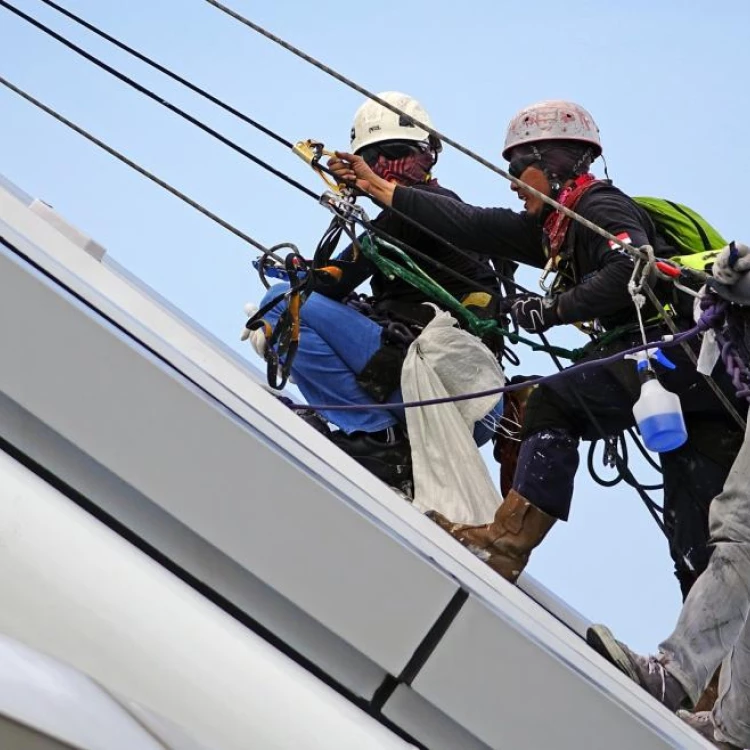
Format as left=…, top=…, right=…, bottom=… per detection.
left=502, top=99, right=602, bottom=214
left=328, top=100, right=745, bottom=612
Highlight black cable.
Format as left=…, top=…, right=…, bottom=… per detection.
left=26, top=0, right=529, bottom=297
left=587, top=436, right=664, bottom=492
left=0, top=74, right=282, bottom=259
left=0, top=0, right=319, bottom=201
left=36, top=0, right=294, bottom=148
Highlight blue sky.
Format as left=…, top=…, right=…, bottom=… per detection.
left=2, top=0, right=749, bottom=654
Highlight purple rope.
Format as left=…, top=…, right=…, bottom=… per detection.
left=701, top=300, right=750, bottom=402
left=698, top=293, right=750, bottom=403
left=719, top=338, right=750, bottom=400
left=289, top=322, right=706, bottom=412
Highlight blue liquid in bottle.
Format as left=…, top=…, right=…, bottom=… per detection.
left=637, top=411, right=687, bottom=452
left=632, top=371, right=687, bottom=453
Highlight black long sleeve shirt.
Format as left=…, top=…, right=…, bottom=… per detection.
left=318, top=182, right=500, bottom=310
left=392, top=181, right=676, bottom=330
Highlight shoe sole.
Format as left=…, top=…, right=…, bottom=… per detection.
left=586, top=625, right=640, bottom=683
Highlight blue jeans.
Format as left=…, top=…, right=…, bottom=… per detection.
left=258, top=284, right=499, bottom=444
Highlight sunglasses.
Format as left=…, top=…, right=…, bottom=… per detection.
left=357, top=141, right=423, bottom=166
left=508, top=153, right=541, bottom=179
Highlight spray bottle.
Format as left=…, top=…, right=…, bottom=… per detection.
left=631, top=350, right=687, bottom=452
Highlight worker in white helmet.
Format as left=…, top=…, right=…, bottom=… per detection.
left=252, top=92, right=506, bottom=494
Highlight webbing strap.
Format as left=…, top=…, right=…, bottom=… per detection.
left=361, top=235, right=578, bottom=360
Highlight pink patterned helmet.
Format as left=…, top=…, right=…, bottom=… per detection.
left=503, top=100, right=602, bottom=160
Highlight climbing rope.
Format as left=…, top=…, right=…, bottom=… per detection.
left=701, top=293, right=750, bottom=404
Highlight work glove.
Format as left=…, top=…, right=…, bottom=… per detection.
left=510, top=294, right=561, bottom=334
left=240, top=302, right=268, bottom=358
left=712, top=241, right=750, bottom=285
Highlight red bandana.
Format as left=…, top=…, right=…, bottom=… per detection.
left=543, top=173, right=600, bottom=257
left=373, top=151, right=437, bottom=186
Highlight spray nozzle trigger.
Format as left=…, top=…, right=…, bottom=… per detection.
left=626, top=348, right=677, bottom=371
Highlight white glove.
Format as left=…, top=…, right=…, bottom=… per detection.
left=712, top=242, right=750, bottom=285
left=240, top=302, right=267, bottom=359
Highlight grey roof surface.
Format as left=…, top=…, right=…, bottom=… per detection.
left=0, top=174, right=713, bottom=749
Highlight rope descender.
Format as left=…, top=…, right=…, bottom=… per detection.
left=293, top=139, right=353, bottom=198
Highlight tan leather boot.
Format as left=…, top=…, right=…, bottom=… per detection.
left=430, top=489, right=556, bottom=582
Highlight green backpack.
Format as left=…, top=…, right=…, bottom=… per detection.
left=633, top=196, right=727, bottom=272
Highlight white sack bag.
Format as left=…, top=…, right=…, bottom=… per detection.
left=402, top=312, right=504, bottom=525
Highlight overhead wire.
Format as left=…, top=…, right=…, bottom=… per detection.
left=6, top=0, right=527, bottom=300
left=0, top=74, right=284, bottom=259
left=202, top=0, right=684, bottom=261
left=0, top=0, right=319, bottom=201
left=36, top=0, right=294, bottom=148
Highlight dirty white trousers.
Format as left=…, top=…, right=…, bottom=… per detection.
left=659, top=417, right=750, bottom=747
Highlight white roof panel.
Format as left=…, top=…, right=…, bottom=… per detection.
left=0, top=174, right=713, bottom=748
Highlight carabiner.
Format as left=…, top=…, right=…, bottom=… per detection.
left=538, top=257, right=558, bottom=292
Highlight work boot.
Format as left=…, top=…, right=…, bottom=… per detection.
left=428, top=489, right=556, bottom=582
left=330, top=426, right=413, bottom=495
left=586, top=625, right=688, bottom=711
left=676, top=711, right=741, bottom=749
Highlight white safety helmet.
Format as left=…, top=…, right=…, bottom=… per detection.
left=350, top=91, right=441, bottom=155
left=502, top=100, right=602, bottom=160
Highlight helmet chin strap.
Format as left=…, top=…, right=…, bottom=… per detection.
left=539, top=146, right=595, bottom=201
